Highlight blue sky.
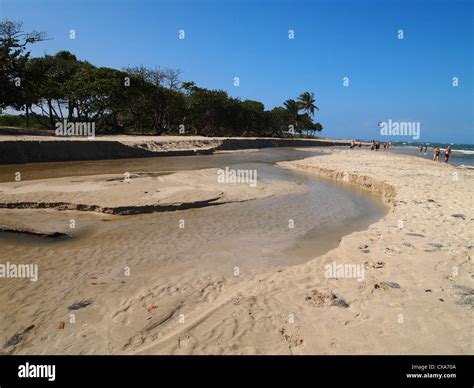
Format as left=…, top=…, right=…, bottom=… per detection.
left=1, top=0, right=473, bottom=143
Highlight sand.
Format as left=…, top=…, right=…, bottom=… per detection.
left=0, top=133, right=355, bottom=164
left=0, top=149, right=472, bottom=355
left=0, top=169, right=305, bottom=215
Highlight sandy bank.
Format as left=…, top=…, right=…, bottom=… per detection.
left=132, top=150, right=473, bottom=354
left=0, top=134, right=351, bottom=164
left=0, top=169, right=305, bottom=215
left=0, top=225, right=69, bottom=238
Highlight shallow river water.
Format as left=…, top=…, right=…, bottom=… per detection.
left=0, top=148, right=387, bottom=277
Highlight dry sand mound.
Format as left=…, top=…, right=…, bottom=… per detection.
left=0, top=168, right=305, bottom=215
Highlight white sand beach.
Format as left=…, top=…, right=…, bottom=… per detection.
left=0, top=148, right=472, bottom=355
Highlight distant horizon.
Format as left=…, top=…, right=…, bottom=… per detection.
left=1, top=0, right=472, bottom=144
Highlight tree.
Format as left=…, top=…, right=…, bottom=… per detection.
left=26, top=51, right=82, bottom=127
left=297, top=91, right=318, bottom=118
left=123, top=66, right=182, bottom=90
left=265, top=107, right=291, bottom=137
left=238, top=100, right=266, bottom=136
left=0, top=19, right=45, bottom=124
left=284, top=93, right=321, bottom=136
left=283, top=99, right=303, bottom=134
left=1, top=20, right=323, bottom=137
left=122, top=66, right=186, bottom=134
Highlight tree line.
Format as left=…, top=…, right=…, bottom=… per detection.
left=0, top=20, right=323, bottom=137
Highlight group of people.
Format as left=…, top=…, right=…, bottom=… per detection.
left=430, top=145, right=452, bottom=163
left=349, top=140, right=391, bottom=150
left=350, top=140, right=363, bottom=149
left=420, top=144, right=452, bottom=163
left=370, top=141, right=391, bottom=150
left=351, top=140, right=392, bottom=151
left=419, top=144, right=428, bottom=153
left=350, top=140, right=453, bottom=164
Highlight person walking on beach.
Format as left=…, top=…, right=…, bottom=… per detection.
left=433, top=146, right=441, bottom=161
left=359, top=142, right=362, bottom=148
left=420, top=144, right=423, bottom=153
left=371, top=141, right=375, bottom=150
left=423, top=144, right=428, bottom=153
left=444, top=145, right=452, bottom=163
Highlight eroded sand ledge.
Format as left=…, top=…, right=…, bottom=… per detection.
left=2, top=150, right=473, bottom=355
left=0, top=169, right=305, bottom=215
left=0, top=134, right=352, bottom=164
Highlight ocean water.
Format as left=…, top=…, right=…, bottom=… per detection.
left=389, top=141, right=474, bottom=167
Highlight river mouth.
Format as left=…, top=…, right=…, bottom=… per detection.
left=0, top=147, right=387, bottom=278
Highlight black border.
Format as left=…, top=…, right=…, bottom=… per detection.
left=0, top=355, right=471, bottom=386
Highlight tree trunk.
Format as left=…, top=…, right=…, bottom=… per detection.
left=48, top=99, right=55, bottom=128
left=25, top=105, right=29, bottom=127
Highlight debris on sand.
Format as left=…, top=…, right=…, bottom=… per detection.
left=406, top=233, right=425, bottom=238
left=279, top=328, right=304, bottom=347
left=374, top=281, right=400, bottom=290
left=3, top=324, right=35, bottom=349
left=365, top=261, right=385, bottom=269
left=427, top=243, right=443, bottom=248
left=68, top=299, right=92, bottom=310
left=332, top=297, right=350, bottom=308
left=305, top=290, right=349, bottom=308
left=453, top=285, right=474, bottom=307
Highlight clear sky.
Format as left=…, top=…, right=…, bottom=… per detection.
left=1, top=0, right=473, bottom=143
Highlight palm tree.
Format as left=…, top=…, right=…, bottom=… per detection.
left=297, top=92, right=318, bottom=118
left=283, top=99, right=303, bottom=136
